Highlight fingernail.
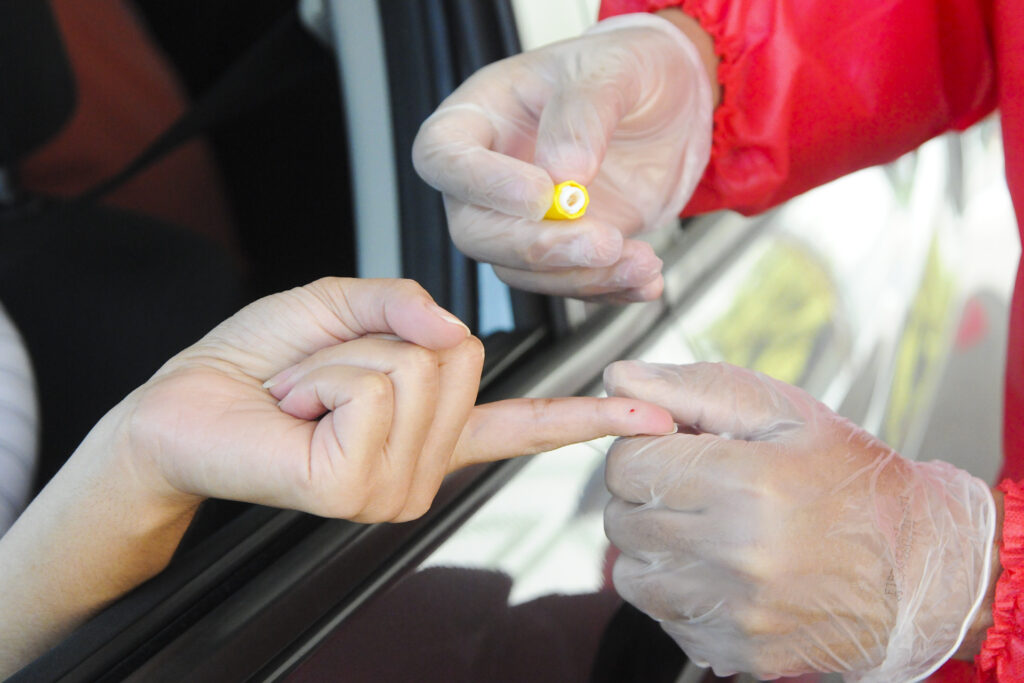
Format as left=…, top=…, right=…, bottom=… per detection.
left=263, top=366, right=298, bottom=393
left=429, top=303, right=470, bottom=335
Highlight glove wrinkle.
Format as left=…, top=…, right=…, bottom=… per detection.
left=602, top=360, right=997, bottom=681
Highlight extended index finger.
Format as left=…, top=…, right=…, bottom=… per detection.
left=450, top=396, right=675, bottom=470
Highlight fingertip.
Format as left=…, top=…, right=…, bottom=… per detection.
left=276, top=384, right=326, bottom=421
left=620, top=275, right=665, bottom=302
left=520, top=168, right=559, bottom=221
left=611, top=241, right=663, bottom=286
left=605, top=398, right=676, bottom=436
left=264, top=365, right=301, bottom=400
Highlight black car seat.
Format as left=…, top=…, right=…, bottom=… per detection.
left=0, top=0, right=241, bottom=494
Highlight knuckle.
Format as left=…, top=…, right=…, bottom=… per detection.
left=355, top=371, right=393, bottom=406
left=307, top=275, right=344, bottom=291
left=591, top=235, right=624, bottom=266
left=393, top=342, right=438, bottom=378
left=619, top=579, right=676, bottom=622
left=407, top=342, right=439, bottom=368
left=602, top=501, right=635, bottom=543
left=459, top=334, right=485, bottom=360
left=735, top=605, right=780, bottom=639
left=393, top=498, right=432, bottom=523
left=743, top=552, right=780, bottom=585
left=298, top=278, right=338, bottom=308
left=604, top=441, right=638, bottom=490
left=346, top=488, right=372, bottom=518
left=404, top=352, right=443, bottom=392
left=390, top=278, right=430, bottom=301
left=310, top=489, right=364, bottom=520
left=448, top=220, right=479, bottom=251
left=403, top=472, right=446, bottom=521
left=376, top=495, right=409, bottom=523
left=522, top=230, right=563, bottom=266
left=359, top=470, right=410, bottom=523
left=306, top=470, right=374, bottom=519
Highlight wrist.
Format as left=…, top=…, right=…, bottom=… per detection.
left=117, top=385, right=206, bottom=512
left=654, top=8, right=721, bottom=107
left=59, top=393, right=203, bottom=564
left=0, top=396, right=201, bottom=672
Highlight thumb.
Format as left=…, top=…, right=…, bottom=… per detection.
left=307, top=277, right=470, bottom=351
left=604, top=361, right=807, bottom=440
left=177, top=278, right=471, bottom=381
left=533, top=66, right=637, bottom=183
left=449, top=396, right=675, bottom=471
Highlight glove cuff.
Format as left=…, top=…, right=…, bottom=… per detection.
left=850, top=461, right=996, bottom=682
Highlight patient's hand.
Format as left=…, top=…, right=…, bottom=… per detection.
left=129, top=277, right=675, bottom=522
left=0, top=277, right=674, bottom=675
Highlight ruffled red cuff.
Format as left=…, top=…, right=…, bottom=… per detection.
left=598, top=0, right=996, bottom=217
left=974, top=480, right=1024, bottom=682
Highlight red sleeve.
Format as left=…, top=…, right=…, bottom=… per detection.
left=598, top=0, right=997, bottom=216
left=973, top=480, right=1024, bottom=682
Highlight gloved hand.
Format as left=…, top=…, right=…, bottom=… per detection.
left=412, top=13, right=713, bottom=303
left=602, top=361, right=997, bottom=681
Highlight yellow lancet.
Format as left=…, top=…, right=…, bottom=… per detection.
left=544, top=181, right=589, bottom=220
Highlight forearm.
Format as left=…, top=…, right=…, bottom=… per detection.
left=0, top=397, right=199, bottom=676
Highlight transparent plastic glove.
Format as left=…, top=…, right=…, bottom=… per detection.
left=412, top=14, right=713, bottom=303
left=602, top=361, right=996, bottom=681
